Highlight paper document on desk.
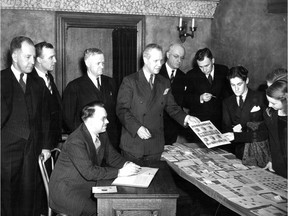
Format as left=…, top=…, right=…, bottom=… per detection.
left=112, top=167, right=159, bottom=188
left=189, top=120, right=230, bottom=148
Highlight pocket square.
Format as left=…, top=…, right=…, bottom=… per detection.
left=250, top=105, right=261, bottom=112
left=163, top=88, right=170, bottom=95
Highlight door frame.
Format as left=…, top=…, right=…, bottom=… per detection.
left=55, top=11, right=145, bottom=94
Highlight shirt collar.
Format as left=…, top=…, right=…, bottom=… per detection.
left=206, top=67, right=215, bottom=79
left=240, top=88, right=248, bottom=101
left=11, top=65, right=27, bottom=83
left=143, top=68, right=154, bottom=83
left=35, top=66, right=48, bottom=80
left=85, top=122, right=99, bottom=143
left=87, top=72, right=101, bottom=87
left=165, top=63, right=177, bottom=78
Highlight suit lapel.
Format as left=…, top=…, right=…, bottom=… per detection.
left=49, top=73, right=62, bottom=108
left=137, top=70, right=153, bottom=106
left=160, top=65, right=169, bottom=79
left=81, top=124, right=98, bottom=165
left=148, top=74, right=160, bottom=108
left=84, top=75, right=103, bottom=100
left=25, top=74, right=36, bottom=119
left=270, top=111, right=280, bottom=143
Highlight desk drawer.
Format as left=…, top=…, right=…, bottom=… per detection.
left=98, top=198, right=177, bottom=216
left=114, top=210, right=159, bottom=216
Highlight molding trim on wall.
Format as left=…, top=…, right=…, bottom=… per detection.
left=1, top=0, right=219, bottom=18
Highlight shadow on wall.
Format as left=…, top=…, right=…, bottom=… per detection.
left=3, top=50, right=12, bottom=69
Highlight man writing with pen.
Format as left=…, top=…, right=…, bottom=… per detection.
left=49, top=101, right=140, bottom=216
left=184, top=48, right=233, bottom=141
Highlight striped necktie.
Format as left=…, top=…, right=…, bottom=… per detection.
left=149, top=74, right=154, bottom=89
left=94, top=136, right=101, bottom=153
left=45, top=73, right=53, bottom=94
left=170, top=70, right=175, bottom=83
left=19, top=73, right=26, bottom=93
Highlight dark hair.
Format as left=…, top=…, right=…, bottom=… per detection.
left=81, top=101, right=105, bottom=122
left=266, top=79, right=287, bottom=101
left=83, top=48, right=103, bottom=61
left=227, top=66, right=249, bottom=81
left=35, top=41, right=54, bottom=58
left=194, top=48, right=213, bottom=61
left=266, top=68, right=287, bottom=84
left=143, top=43, right=163, bottom=59
left=10, top=36, right=34, bottom=55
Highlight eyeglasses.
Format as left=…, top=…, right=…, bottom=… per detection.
left=171, top=53, right=184, bottom=61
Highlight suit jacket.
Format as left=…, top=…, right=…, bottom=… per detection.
left=159, top=64, right=186, bottom=144
left=159, top=65, right=186, bottom=106
left=116, top=69, right=187, bottom=157
left=222, top=89, right=268, bottom=158
left=31, top=68, right=62, bottom=147
left=184, top=64, right=232, bottom=129
left=49, top=123, right=126, bottom=216
left=62, top=74, right=119, bottom=147
left=264, top=109, right=287, bottom=178
left=1, top=67, right=50, bottom=155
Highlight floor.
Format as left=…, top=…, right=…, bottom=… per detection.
left=170, top=168, right=240, bottom=216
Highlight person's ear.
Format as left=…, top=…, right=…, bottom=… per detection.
left=36, top=56, right=42, bottom=64
left=166, top=52, right=170, bottom=59
left=12, top=51, right=18, bottom=63
left=143, top=56, right=148, bottom=65
left=246, top=78, right=249, bottom=84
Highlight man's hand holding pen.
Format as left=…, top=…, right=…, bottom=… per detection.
left=118, top=161, right=141, bottom=177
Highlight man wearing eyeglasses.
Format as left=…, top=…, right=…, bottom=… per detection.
left=159, top=43, right=187, bottom=145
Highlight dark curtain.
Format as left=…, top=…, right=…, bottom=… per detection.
left=112, top=28, right=137, bottom=90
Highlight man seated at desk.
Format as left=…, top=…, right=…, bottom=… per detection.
left=49, top=101, right=140, bottom=216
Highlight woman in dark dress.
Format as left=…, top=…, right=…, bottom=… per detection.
left=264, top=80, right=287, bottom=178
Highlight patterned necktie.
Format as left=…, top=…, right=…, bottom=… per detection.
left=239, top=95, right=244, bottom=108
left=208, top=73, right=213, bottom=85
left=96, top=77, right=101, bottom=91
left=170, top=70, right=175, bottom=83
left=19, top=73, right=26, bottom=93
left=149, top=74, right=154, bottom=90
left=45, top=73, right=53, bottom=94
left=94, top=136, right=101, bottom=153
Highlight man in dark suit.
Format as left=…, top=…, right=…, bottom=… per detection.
left=222, top=66, right=269, bottom=162
left=184, top=47, right=232, bottom=141
left=62, top=48, right=120, bottom=150
left=116, top=43, right=200, bottom=165
left=49, top=101, right=140, bottom=216
left=159, top=43, right=186, bottom=145
left=1, top=36, right=51, bottom=216
left=31, top=42, right=62, bottom=148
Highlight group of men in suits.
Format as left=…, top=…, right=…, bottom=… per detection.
left=1, top=35, right=242, bottom=215
left=1, top=37, right=61, bottom=216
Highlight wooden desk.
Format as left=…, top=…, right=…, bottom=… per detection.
left=94, top=161, right=179, bottom=216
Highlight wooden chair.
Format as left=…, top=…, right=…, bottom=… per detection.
left=38, top=148, right=68, bottom=216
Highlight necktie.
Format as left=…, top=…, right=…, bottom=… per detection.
left=96, top=77, right=101, bottom=91
left=239, top=95, right=244, bottom=108
left=149, top=74, right=154, bottom=90
left=94, top=136, right=101, bottom=153
left=19, top=73, right=26, bottom=93
left=170, top=70, right=175, bottom=83
left=208, top=73, right=213, bottom=85
left=45, top=73, right=53, bottom=94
